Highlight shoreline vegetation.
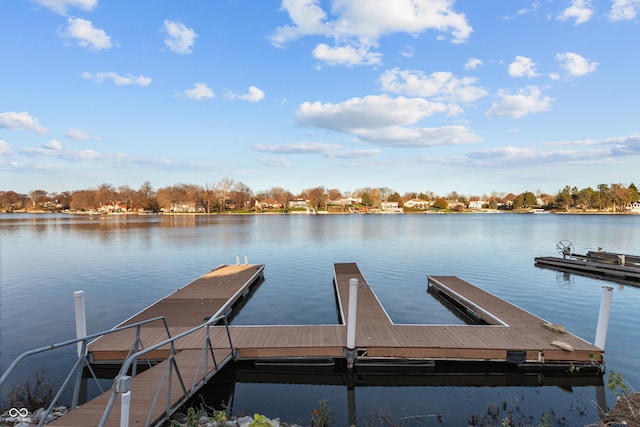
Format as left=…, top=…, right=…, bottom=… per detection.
left=2, top=180, right=639, bottom=216
left=2, top=207, right=640, bottom=215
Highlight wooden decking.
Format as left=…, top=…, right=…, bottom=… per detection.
left=51, top=262, right=603, bottom=426
left=333, top=262, right=392, bottom=325
left=535, top=253, right=640, bottom=283
left=88, top=263, right=264, bottom=363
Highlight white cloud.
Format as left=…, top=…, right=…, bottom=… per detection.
left=558, top=0, right=594, bottom=24
left=556, top=52, right=598, bottom=76
left=65, top=128, right=100, bottom=140
left=312, top=43, right=382, bottom=66
left=609, top=0, right=640, bottom=20
left=60, top=18, right=112, bottom=51
left=485, top=86, right=553, bottom=118
left=259, top=157, right=292, bottom=167
left=378, top=68, right=487, bottom=103
left=270, top=0, right=472, bottom=66
left=253, top=142, right=342, bottom=155
left=465, top=133, right=640, bottom=167
left=0, top=112, right=48, bottom=134
left=184, top=83, right=215, bottom=100
left=355, top=125, right=481, bottom=147
left=227, top=86, right=265, bottom=102
left=31, top=0, right=97, bottom=15
left=508, top=56, right=538, bottom=78
left=465, top=58, right=483, bottom=70
left=294, top=95, right=480, bottom=147
left=252, top=141, right=381, bottom=159
left=164, top=20, right=197, bottom=54
left=295, top=95, right=448, bottom=133
left=82, top=71, right=152, bottom=86
left=400, top=46, right=414, bottom=58
left=0, top=140, right=12, bottom=156
left=43, top=140, right=63, bottom=150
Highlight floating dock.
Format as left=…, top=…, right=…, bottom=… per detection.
left=44, top=262, right=603, bottom=427
left=535, top=250, right=640, bottom=284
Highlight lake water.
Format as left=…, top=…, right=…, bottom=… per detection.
left=1, top=213, right=640, bottom=425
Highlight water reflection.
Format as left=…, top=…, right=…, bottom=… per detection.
left=198, top=361, right=606, bottom=426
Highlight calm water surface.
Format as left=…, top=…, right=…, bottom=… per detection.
left=1, top=213, right=639, bottom=425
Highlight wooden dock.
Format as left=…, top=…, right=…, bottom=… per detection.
left=48, top=262, right=603, bottom=426
left=535, top=251, right=640, bottom=284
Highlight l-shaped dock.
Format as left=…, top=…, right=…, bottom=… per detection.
left=44, top=262, right=603, bottom=427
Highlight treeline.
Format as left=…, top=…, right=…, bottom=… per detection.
left=553, top=183, right=639, bottom=212
left=0, top=179, right=638, bottom=213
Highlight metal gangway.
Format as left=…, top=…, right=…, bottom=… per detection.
left=1, top=314, right=235, bottom=427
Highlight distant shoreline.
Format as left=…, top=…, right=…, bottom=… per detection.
left=2, top=209, right=639, bottom=216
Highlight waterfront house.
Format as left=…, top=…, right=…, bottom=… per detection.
left=627, top=201, right=640, bottom=213
left=404, top=198, right=430, bottom=209
left=468, top=200, right=485, bottom=210
left=288, top=199, right=308, bottom=209
left=255, top=198, right=282, bottom=210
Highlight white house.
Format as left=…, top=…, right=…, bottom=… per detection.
left=288, top=199, right=307, bottom=209
left=627, top=201, right=640, bottom=213
left=404, top=198, right=430, bottom=209
left=468, top=200, right=485, bottom=210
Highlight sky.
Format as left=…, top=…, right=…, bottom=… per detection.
left=1, top=0, right=639, bottom=198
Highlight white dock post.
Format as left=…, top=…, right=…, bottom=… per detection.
left=244, top=254, right=248, bottom=265
left=236, top=254, right=240, bottom=265
left=116, top=376, right=132, bottom=427
left=346, top=278, right=358, bottom=368
left=595, top=286, right=613, bottom=349
left=74, top=291, right=87, bottom=357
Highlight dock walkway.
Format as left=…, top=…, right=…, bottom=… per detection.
left=535, top=254, right=640, bottom=283
left=48, top=262, right=603, bottom=426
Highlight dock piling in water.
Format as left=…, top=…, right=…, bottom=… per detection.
left=595, top=286, right=613, bottom=349
left=74, top=290, right=87, bottom=358
left=346, top=278, right=358, bottom=369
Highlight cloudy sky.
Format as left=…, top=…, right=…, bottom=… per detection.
left=1, top=0, right=639, bottom=196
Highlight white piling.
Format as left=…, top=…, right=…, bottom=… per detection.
left=120, top=391, right=131, bottom=427
left=595, top=286, right=613, bottom=349
left=117, top=376, right=131, bottom=427
left=74, top=291, right=87, bottom=357
left=236, top=254, right=240, bottom=265
left=346, top=278, right=358, bottom=351
left=245, top=254, right=248, bottom=265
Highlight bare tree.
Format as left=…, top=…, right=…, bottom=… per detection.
left=202, top=183, right=216, bottom=213
left=70, top=189, right=97, bottom=211
left=304, top=186, right=327, bottom=210
left=230, top=181, right=252, bottom=210
left=118, top=185, right=135, bottom=211
left=270, top=186, right=293, bottom=208
left=29, top=190, right=49, bottom=209
left=96, top=183, right=116, bottom=209
left=216, top=177, right=234, bottom=211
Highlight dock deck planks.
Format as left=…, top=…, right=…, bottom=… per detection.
left=51, top=262, right=604, bottom=426
left=535, top=255, right=640, bottom=282
left=333, top=262, right=392, bottom=325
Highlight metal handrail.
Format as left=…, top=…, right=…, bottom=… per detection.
left=98, top=314, right=235, bottom=427
left=0, top=316, right=171, bottom=427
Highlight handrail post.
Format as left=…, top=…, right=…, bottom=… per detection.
left=115, top=375, right=132, bottom=427
left=346, top=278, right=358, bottom=370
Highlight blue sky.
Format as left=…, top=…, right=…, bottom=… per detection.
left=1, top=0, right=639, bottom=197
